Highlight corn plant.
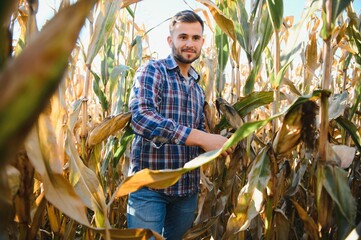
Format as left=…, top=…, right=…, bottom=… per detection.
left=1, top=0, right=361, bottom=240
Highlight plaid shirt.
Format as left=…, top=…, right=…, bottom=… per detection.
left=128, top=55, right=205, bottom=196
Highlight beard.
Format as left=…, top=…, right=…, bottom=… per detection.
left=172, top=44, right=201, bottom=64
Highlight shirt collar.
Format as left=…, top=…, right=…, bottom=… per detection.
left=165, top=55, right=200, bottom=82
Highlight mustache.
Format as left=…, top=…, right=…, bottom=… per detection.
left=181, top=48, right=196, bottom=53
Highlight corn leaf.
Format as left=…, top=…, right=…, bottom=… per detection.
left=91, top=70, right=109, bottom=111
left=271, top=60, right=291, bottom=89
left=321, top=165, right=356, bottom=226
left=252, top=5, right=274, bottom=65
left=225, top=146, right=271, bottom=235
left=336, top=116, right=361, bottom=151
left=109, top=64, right=130, bottom=102
left=65, top=130, right=108, bottom=228
left=233, top=0, right=251, bottom=60
left=86, top=0, right=122, bottom=65
left=215, top=91, right=273, bottom=131
left=24, top=115, right=91, bottom=227
left=115, top=168, right=187, bottom=198
left=281, top=0, right=320, bottom=65
left=273, top=209, right=291, bottom=240
left=291, top=199, right=319, bottom=240
left=332, top=0, right=353, bottom=26
left=266, top=0, right=284, bottom=30
left=328, top=91, right=348, bottom=120
left=196, top=0, right=239, bottom=66
left=244, top=5, right=273, bottom=95
left=115, top=111, right=282, bottom=198
left=87, top=112, right=131, bottom=146
left=346, top=6, right=361, bottom=65
left=215, top=26, right=229, bottom=93
left=236, top=91, right=274, bottom=117
left=272, top=102, right=303, bottom=155
left=113, top=125, right=134, bottom=168
left=25, top=113, right=162, bottom=239
left=216, top=97, right=243, bottom=129
left=0, top=0, right=97, bottom=166
left=86, top=0, right=142, bottom=65
left=321, top=0, right=352, bottom=39
left=105, top=228, right=163, bottom=240
left=0, top=0, right=17, bottom=69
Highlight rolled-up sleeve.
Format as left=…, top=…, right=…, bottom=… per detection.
left=129, top=62, right=191, bottom=145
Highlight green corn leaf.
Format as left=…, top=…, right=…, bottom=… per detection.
left=266, top=0, right=284, bottom=30
left=336, top=116, right=361, bottom=151
left=236, top=91, right=274, bottom=117
left=113, top=125, right=134, bottom=168
left=91, top=70, right=109, bottom=111
left=322, top=165, right=356, bottom=226
left=321, top=0, right=352, bottom=40
left=332, top=0, right=353, bottom=24
left=271, top=60, right=291, bottom=89
left=350, top=80, right=361, bottom=120
left=109, top=64, right=130, bottom=100
left=245, top=3, right=274, bottom=95
left=215, top=91, right=274, bottom=131
left=234, top=0, right=251, bottom=61
left=86, top=0, right=121, bottom=65
left=328, top=91, right=348, bottom=120
left=252, top=5, right=274, bottom=65
left=215, top=26, right=229, bottom=93
left=244, top=64, right=261, bottom=95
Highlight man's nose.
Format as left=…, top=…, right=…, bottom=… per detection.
left=185, top=39, right=194, bottom=47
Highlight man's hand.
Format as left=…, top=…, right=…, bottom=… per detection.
left=185, top=129, right=234, bottom=156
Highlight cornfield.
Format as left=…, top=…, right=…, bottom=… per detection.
left=1, top=0, right=361, bottom=239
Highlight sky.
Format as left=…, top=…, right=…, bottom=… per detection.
left=133, top=0, right=361, bottom=59
left=36, top=0, right=361, bottom=58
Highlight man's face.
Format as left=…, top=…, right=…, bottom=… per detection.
left=167, top=22, right=204, bottom=64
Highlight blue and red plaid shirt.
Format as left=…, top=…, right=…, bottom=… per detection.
left=128, top=55, right=205, bottom=196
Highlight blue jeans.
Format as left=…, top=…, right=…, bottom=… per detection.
left=127, top=187, right=198, bottom=240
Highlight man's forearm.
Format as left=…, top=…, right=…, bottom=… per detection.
left=185, top=129, right=229, bottom=152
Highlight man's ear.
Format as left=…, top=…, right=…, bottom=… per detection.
left=167, top=36, right=172, bottom=47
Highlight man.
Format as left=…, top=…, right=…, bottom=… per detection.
left=127, top=10, right=232, bottom=239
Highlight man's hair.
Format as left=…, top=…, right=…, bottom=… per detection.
left=169, top=10, right=204, bottom=34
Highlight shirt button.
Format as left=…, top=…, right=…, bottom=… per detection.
left=175, top=139, right=179, bottom=144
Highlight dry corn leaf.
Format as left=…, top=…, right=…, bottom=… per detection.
left=331, top=145, right=356, bottom=168
left=66, top=129, right=108, bottom=227
left=224, top=146, right=270, bottom=237
left=87, top=112, right=131, bottom=146
left=0, top=0, right=97, bottom=166
left=291, top=199, right=319, bottom=240
left=196, top=0, right=239, bottom=66
left=273, top=104, right=303, bottom=155
left=6, top=165, right=20, bottom=197
left=25, top=113, right=90, bottom=227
